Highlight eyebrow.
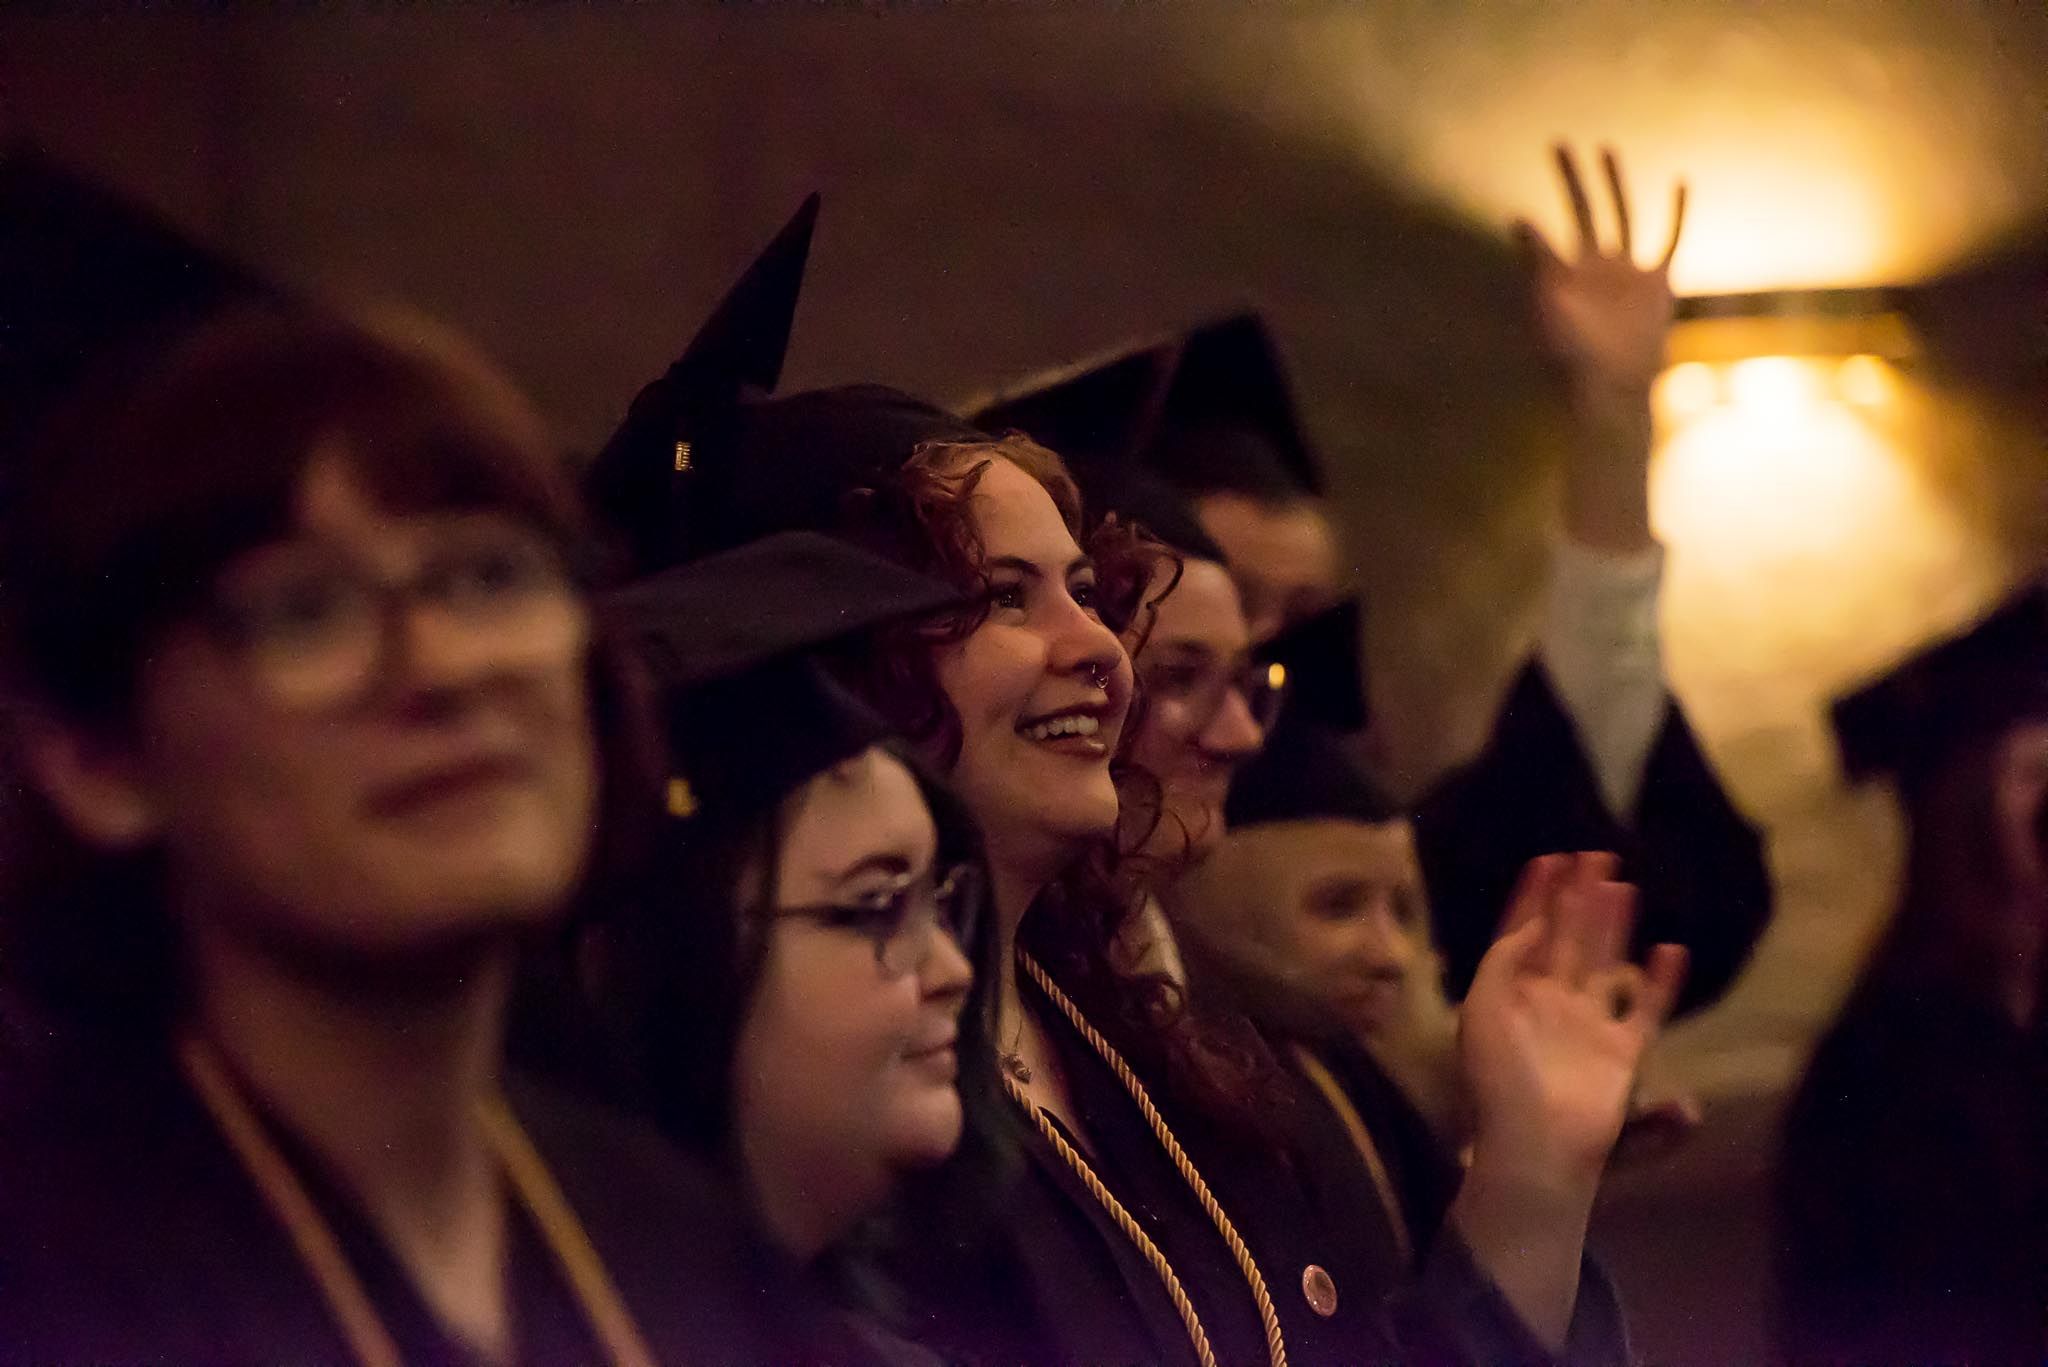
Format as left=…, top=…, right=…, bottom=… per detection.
left=831, top=851, right=914, bottom=887
left=986, top=554, right=1096, bottom=580
left=1146, top=640, right=1252, bottom=669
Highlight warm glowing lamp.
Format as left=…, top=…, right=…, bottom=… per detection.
left=1656, top=361, right=1722, bottom=423
left=1727, top=357, right=1822, bottom=417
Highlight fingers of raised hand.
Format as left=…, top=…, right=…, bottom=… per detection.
left=1541, top=852, right=1629, bottom=987
left=1500, top=851, right=1570, bottom=941
left=1633, top=943, right=1689, bottom=1033
left=1552, top=140, right=1687, bottom=274
left=1600, top=146, right=1633, bottom=256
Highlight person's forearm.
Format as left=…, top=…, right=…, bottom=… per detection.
left=1448, top=1136, right=1601, bottom=1353
left=1562, top=380, right=1655, bottom=554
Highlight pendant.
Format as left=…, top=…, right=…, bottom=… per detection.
left=999, top=1051, right=1033, bottom=1084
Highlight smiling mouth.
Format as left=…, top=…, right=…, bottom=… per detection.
left=367, top=755, right=535, bottom=817
left=1017, top=707, right=1111, bottom=754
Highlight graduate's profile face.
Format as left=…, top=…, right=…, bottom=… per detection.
left=734, top=747, right=972, bottom=1223
left=1126, top=557, right=1265, bottom=864
left=1177, top=817, right=1427, bottom=1038
left=931, top=458, right=1133, bottom=863
left=1191, top=492, right=1343, bottom=645
left=55, top=454, right=598, bottom=961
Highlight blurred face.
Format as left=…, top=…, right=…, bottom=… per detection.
left=1126, top=557, right=1268, bottom=863
left=1174, top=817, right=1427, bottom=1038
left=46, top=453, right=597, bottom=965
left=1192, top=492, right=1344, bottom=644
left=932, top=458, right=1134, bottom=873
left=733, top=747, right=973, bottom=1243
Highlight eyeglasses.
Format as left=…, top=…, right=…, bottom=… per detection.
left=767, top=861, right=983, bottom=978
left=1139, top=656, right=1290, bottom=734
left=203, top=517, right=584, bottom=712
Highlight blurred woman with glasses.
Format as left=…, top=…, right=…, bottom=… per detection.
left=0, top=153, right=833, bottom=1363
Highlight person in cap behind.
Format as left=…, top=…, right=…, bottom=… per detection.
left=1174, top=705, right=1471, bottom=1152
left=585, top=533, right=1005, bottom=1362
left=1775, top=584, right=2048, bottom=1366
left=972, top=145, right=1771, bottom=1024
left=0, top=151, right=813, bottom=1363
left=589, top=197, right=1688, bottom=1366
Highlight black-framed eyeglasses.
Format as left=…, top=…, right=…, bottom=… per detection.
left=1139, top=656, right=1290, bottom=734
left=766, top=861, right=983, bottom=978
left=203, top=517, right=584, bottom=712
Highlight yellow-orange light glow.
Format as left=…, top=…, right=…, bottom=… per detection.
left=1266, top=661, right=1288, bottom=692
left=1656, top=362, right=1721, bottom=424
left=1651, top=371, right=1976, bottom=677
left=1836, top=354, right=1898, bottom=409
left=1727, top=357, right=1823, bottom=419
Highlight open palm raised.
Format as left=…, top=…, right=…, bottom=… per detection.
left=1459, top=852, right=1688, bottom=1180
left=1516, top=145, right=1689, bottom=396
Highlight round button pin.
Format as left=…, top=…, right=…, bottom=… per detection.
left=1301, top=1263, right=1338, bottom=1318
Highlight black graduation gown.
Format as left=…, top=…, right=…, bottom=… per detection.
left=1775, top=984, right=2048, bottom=1365
left=0, top=1034, right=858, bottom=1364
left=889, top=975, right=1630, bottom=1366
left=1273, top=1032, right=1464, bottom=1258
left=1414, top=659, right=1772, bottom=1017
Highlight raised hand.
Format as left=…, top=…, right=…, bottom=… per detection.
left=1459, top=852, right=1687, bottom=1183
left=1516, top=144, right=1688, bottom=397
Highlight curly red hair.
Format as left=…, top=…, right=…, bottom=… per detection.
left=823, top=433, right=1289, bottom=1134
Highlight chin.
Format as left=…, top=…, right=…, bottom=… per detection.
left=887, top=1093, right=965, bottom=1170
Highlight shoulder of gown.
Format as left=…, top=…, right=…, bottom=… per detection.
left=1413, top=655, right=1772, bottom=1016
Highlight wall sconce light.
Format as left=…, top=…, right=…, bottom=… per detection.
left=1656, top=286, right=1915, bottom=427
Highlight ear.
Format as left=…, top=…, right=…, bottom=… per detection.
left=16, top=713, right=163, bottom=851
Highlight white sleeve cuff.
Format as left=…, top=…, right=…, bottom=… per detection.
left=1538, top=538, right=1670, bottom=821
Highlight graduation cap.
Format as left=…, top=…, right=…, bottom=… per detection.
left=587, top=196, right=990, bottom=573
left=1226, top=707, right=1401, bottom=830
left=604, top=530, right=967, bottom=821
left=0, top=144, right=275, bottom=468
left=971, top=310, right=1325, bottom=505
left=1254, top=596, right=1370, bottom=734
left=961, top=329, right=1221, bottom=559
left=1831, top=582, right=2048, bottom=790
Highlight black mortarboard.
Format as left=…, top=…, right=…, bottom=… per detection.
left=0, top=144, right=274, bottom=467
left=604, top=531, right=966, bottom=820
left=585, top=195, right=816, bottom=572
left=971, top=310, right=1324, bottom=505
left=587, top=196, right=992, bottom=571
left=963, top=332, right=1222, bottom=559
left=1256, top=596, right=1370, bottom=734
left=1831, top=583, right=2048, bottom=789
left=1226, top=709, right=1401, bottom=830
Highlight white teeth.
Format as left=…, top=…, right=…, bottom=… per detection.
left=1023, top=713, right=1102, bottom=742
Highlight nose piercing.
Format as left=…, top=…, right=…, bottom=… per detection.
left=1087, top=664, right=1109, bottom=691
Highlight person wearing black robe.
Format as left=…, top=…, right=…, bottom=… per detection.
left=0, top=149, right=845, bottom=1364
left=584, top=194, right=1686, bottom=1367
left=1775, top=583, right=2048, bottom=1365
left=969, top=145, right=1771, bottom=1021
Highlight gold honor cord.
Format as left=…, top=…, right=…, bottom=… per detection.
left=1286, top=1043, right=1414, bottom=1268
left=178, top=1038, right=657, bottom=1367
left=1014, top=953, right=1290, bottom=1367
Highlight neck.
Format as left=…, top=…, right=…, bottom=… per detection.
left=740, top=1132, right=882, bottom=1264
left=189, top=925, right=514, bottom=1195
left=185, top=917, right=517, bottom=1352
left=984, top=836, right=1059, bottom=1041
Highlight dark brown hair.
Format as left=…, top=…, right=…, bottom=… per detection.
left=826, top=434, right=1288, bottom=1131
left=0, top=302, right=657, bottom=1040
